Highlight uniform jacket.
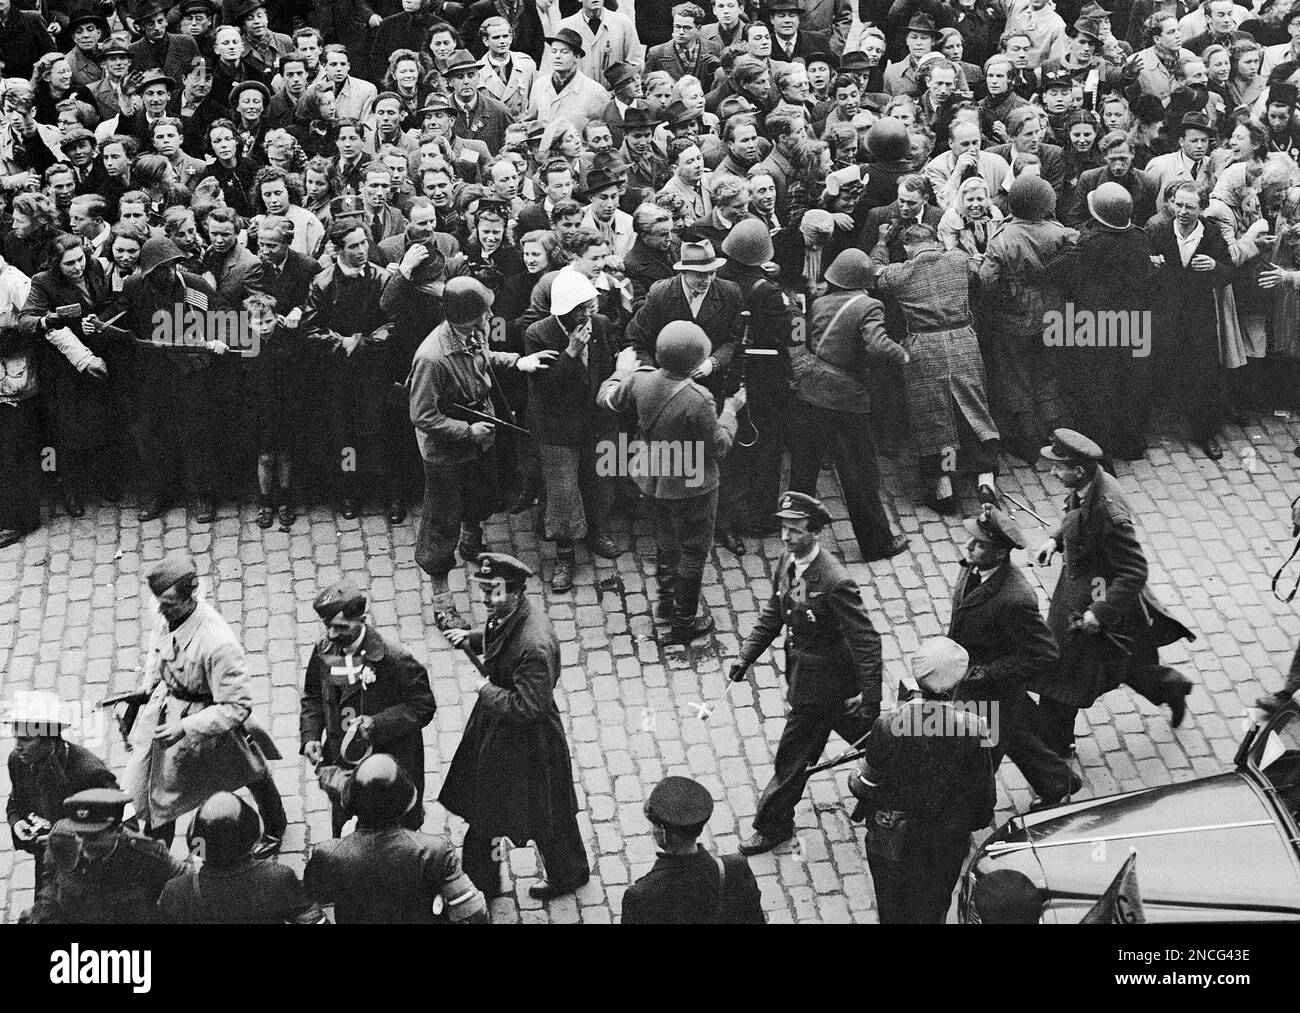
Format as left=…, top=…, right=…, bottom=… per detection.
left=977, top=215, right=1078, bottom=335
left=524, top=312, right=618, bottom=446
left=7, top=742, right=119, bottom=855
left=159, top=858, right=324, bottom=924
left=305, top=826, right=479, bottom=923
left=625, top=275, right=744, bottom=403
left=946, top=558, right=1059, bottom=699
left=300, top=626, right=436, bottom=803
left=123, top=600, right=265, bottom=825
left=1066, top=166, right=1159, bottom=230
left=800, top=288, right=904, bottom=413
left=621, top=850, right=765, bottom=924
left=438, top=598, right=580, bottom=843
left=860, top=690, right=996, bottom=836
left=1037, top=469, right=1195, bottom=707
left=737, top=546, right=884, bottom=709
left=25, top=826, right=184, bottom=924
left=597, top=365, right=739, bottom=499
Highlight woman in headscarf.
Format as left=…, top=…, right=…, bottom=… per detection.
left=939, top=176, right=1004, bottom=256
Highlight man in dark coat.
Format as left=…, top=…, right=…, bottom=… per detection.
left=440, top=554, right=592, bottom=900
left=730, top=493, right=884, bottom=856
left=1146, top=180, right=1233, bottom=459
left=0, top=0, right=55, bottom=80
left=948, top=507, right=1079, bottom=806
left=621, top=776, right=765, bottom=924
left=1030, top=429, right=1195, bottom=754
left=850, top=637, right=996, bottom=923
left=6, top=693, right=119, bottom=889
left=306, top=754, right=488, bottom=923
left=301, top=580, right=437, bottom=836
left=1064, top=135, right=1159, bottom=230
left=130, top=0, right=204, bottom=83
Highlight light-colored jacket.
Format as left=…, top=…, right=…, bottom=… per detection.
left=528, top=69, right=611, bottom=132
left=541, top=10, right=645, bottom=82
left=479, top=52, right=538, bottom=118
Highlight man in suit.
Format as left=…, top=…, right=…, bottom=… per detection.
left=700, top=0, right=749, bottom=53
left=948, top=507, right=1079, bottom=807
left=767, top=0, right=831, bottom=65
left=301, top=580, right=437, bottom=836
left=1030, top=430, right=1196, bottom=755
left=1065, top=130, right=1159, bottom=229
left=622, top=776, right=765, bottom=923
left=753, top=107, right=804, bottom=220
left=131, top=0, right=203, bottom=83
left=988, top=106, right=1067, bottom=202
left=857, top=172, right=942, bottom=261
left=602, top=69, right=653, bottom=155
left=730, top=492, right=883, bottom=856
left=0, top=0, right=55, bottom=81
left=1147, top=179, right=1232, bottom=458
left=647, top=3, right=723, bottom=82
left=1142, top=111, right=1213, bottom=196
left=446, top=51, right=513, bottom=155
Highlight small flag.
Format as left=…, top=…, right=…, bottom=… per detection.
left=183, top=287, right=208, bottom=311
left=1080, top=851, right=1145, bottom=924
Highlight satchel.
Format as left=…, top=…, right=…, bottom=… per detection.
left=864, top=808, right=911, bottom=864
left=788, top=295, right=872, bottom=405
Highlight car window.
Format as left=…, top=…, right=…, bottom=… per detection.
left=1256, top=711, right=1300, bottom=821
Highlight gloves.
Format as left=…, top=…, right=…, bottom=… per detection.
left=727, top=661, right=749, bottom=683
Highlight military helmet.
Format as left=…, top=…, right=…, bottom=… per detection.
left=188, top=791, right=262, bottom=865
left=442, top=276, right=495, bottom=325
left=346, top=753, right=417, bottom=826
left=655, top=321, right=711, bottom=376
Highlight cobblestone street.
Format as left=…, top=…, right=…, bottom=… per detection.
left=2, top=416, right=1298, bottom=924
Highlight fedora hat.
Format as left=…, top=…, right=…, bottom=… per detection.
left=579, top=168, right=621, bottom=198
left=419, top=93, right=456, bottom=116
left=665, top=99, right=702, bottom=128
left=604, top=61, right=639, bottom=91
left=546, top=27, right=586, bottom=58
left=443, top=49, right=483, bottom=77
left=673, top=239, right=727, bottom=272
left=137, top=68, right=177, bottom=92
left=1070, top=16, right=1103, bottom=45
left=68, top=11, right=110, bottom=34
left=621, top=105, right=664, bottom=131
left=905, top=13, right=941, bottom=35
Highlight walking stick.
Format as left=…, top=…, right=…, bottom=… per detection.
left=1001, top=490, right=1049, bottom=527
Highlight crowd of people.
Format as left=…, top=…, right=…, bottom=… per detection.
left=2, top=0, right=1300, bottom=924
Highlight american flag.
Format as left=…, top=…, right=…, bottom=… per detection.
left=183, top=287, right=208, bottom=311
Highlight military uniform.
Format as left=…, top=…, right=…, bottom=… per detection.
left=1031, top=431, right=1195, bottom=753
left=159, top=857, right=324, bottom=924
left=439, top=555, right=591, bottom=898
left=22, top=790, right=185, bottom=925
left=621, top=776, right=765, bottom=925
left=301, top=582, right=438, bottom=836
left=948, top=508, right=1075, bottom=802
left=735, top=494, right=884, bottom=850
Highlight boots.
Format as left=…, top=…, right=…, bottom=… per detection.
left=655, top=572, right=676, bottom=621
left=456, top=524, right=484, bottom=563
left=277, top=486, right=296, bottom=526
left=552, top=542, right=575, bottom=593
left=432, top=588, right=468, bottom=633
left=666, top=575, right=714, bottom=644
left=256, top=492, right=275, bottom=529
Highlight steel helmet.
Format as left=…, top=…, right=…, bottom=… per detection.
left=549, top=269, right=599, bottom=316
left=346, top=753, right=417, bottom=826
left=188, top=791, right=262, bottom=865
left=1087, top=181, right=1132, bottom=230
left=866, top=117, right=910, bottom=162
left=442, top=276, right=495, bottom=325
left=137, top=237, right=187, bottom=277
left=655, top=321, right=711, bottom=376
left=721, top=218, right=774, bottom=267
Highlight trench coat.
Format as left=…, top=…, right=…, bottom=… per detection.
left=438, top=598, right=580, bottom=844
left=123, top=601, right=271, bottom=826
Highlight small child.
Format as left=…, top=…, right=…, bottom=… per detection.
left=243, top=292, right=303, bottom=528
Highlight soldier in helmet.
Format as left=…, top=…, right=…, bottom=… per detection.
left=621, top=776, right=766, bottom=924
left=301, top=579, right=437, bottom=836
left=596, top=322, right=747, bottom=644
left=21, top=789, right=185, bottom=924
left=440, top=554, right=591, bottom=901
left=158, top=792, right=326, bottom=923
left=303, top=754, right=488, bottom=923
left=407, top=275, right=557, bottom=629
left=729, top=492, right=884, bottom=856
left=5, top=692, right=119, bottom=889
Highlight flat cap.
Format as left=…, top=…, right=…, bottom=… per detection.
left=328, top=193, right=366, bottom=221
left=147, top=552, right=197, bottom=596
left=1040, top=427, right=1104, bottom=464
left=472, top=552, right=535, bottom=586
left=313, top=580, right=366, bottom=619
left=646, top=776, right=714, bottom=829
left=62, top=788, right=131, bottom=834
left=911, top=637, right=970, bottom=693
left=774, top=491, right=831, bottom=527
left=962, top=505, right=1026, bottom=551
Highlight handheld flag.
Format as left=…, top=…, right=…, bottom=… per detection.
left=1080, top=851, right=1145, bottom=924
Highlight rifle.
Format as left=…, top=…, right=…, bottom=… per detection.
left=444, top=402, right=532, bottom=438
left=98, top=690, right=149, bottom=747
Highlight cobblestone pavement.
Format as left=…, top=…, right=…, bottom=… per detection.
left=2, top=416, right=1298, bottom=924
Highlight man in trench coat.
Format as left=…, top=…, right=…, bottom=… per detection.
left=301, top=580, right=437, bottom=835
left=440, top=553, right=591, bottom=901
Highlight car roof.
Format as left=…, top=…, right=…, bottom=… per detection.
left=973, top=772, right=1300, bottom=918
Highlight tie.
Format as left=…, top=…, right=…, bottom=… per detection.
left=966, top=570, right=982, bottom=598
left=588, top=16, right=601, bottom=35
left=786, top=561, right=796, bottom=592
